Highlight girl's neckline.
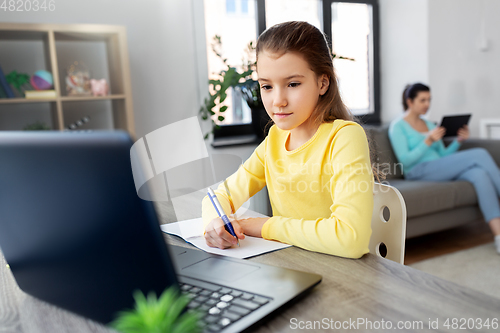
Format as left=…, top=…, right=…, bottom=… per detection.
left=402, top=117, right=430, bottom=134
left=284, top=122, right=328, bottom=153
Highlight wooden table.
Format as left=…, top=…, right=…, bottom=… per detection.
left=1, top=192, right=500, bottom=332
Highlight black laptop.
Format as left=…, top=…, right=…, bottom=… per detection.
left=0, top=131, right=321, bottom=332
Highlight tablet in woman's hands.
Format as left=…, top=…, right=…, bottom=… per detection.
left=440, top=114, right=471, bottom=137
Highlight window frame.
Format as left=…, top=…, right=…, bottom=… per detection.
left=322, top=0, right=380, bottom=125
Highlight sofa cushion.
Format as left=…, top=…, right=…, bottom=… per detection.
left=406, top=206, right=482, bottom=238
left=451, top=181, right=478, bottom=207
left=386, top=180, right=477, bottom=219
left=363, top=124, right=403, bottom=179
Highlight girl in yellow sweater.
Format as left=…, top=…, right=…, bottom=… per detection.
left=202, top=21, right=373, bottom=258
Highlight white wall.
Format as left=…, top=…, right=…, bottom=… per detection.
left=379, top=0, right=500, bottom=138
left=428, top=0, right=500, bottom=138
left=379, top=0, right=429, bottom=124
left=0, top=0, right=207, bottom=139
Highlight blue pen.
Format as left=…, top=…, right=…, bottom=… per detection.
left=207, top=187, right=240, bottom=247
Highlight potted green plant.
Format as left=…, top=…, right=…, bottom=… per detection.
left=110, top=287, right=201, bottom=333
left=6, top=71, right=32, bottom=96
left=199, top=35, right=259, bottom=139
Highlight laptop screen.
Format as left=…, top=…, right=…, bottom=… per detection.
left=0, top=131, right=178, bottom=324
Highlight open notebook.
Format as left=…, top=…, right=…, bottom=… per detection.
left=161, top=209, right=291, bottom=259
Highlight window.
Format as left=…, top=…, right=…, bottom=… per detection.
left=241, top=0, right=249, bottom=14
left=331, top=2, right=374, bottom=116
left=323, top=0, right=380, bottom=124
left=226, top=0, right=236, bottom=13
left=265, top=0, right=323, bottom=30
left=202, top=0, right=380, bottom=146
left=225, top=0, right=250, bottom=15
left=203, top=0, right=257, bottom=128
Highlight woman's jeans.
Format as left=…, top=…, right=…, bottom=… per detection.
left=406, top=148, right=500, bottom=222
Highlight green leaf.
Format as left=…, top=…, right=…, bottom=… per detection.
left=219, top=92, right=227, bottom=103
left=224, top=68, right=236, bottom=86
left=240, top=69, right=253, bottom=78
left=6, top=71, right=31, bottom=93
left=219, top=105, right=228, bottom=112
left=171, top=313, right=202, bottom=333
left=218, top=116, right=225, bottom=122
left=110, top=287, right=200, bottom=333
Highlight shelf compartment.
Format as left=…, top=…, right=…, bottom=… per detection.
left=62, top=100, right=115, bottom=131
left=0, top=102, right=56, bottom=130
left=55, top=39, right=112, bottom=95
left=0, top=36, right=53, bottom=98
left=54, top=31, right=126, bottom=97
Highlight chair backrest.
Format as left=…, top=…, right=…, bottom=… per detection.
left=369, top=182, right=407, bottom=264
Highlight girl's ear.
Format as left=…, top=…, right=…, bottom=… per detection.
left=406, top=97, right=413, bottom=109
left=319, top=74, right=330, bottom=96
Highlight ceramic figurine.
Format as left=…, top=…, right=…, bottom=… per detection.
left=66, top=61, right=91, bottom=96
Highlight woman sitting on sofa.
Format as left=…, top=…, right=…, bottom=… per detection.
left=389, top=83, right=500, bottom=254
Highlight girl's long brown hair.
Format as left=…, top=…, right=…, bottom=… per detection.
left=256, top=21, right=383, bottom=181
left=256, top=21, right=353, bottom=127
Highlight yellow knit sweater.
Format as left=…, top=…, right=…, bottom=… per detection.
left=202, top=120, right=373, bottom=258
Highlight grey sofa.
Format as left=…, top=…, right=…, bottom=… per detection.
left=364, top=124, right=500, bottom=238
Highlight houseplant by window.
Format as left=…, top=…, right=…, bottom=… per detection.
left=199, top=35, right=268, bottom=140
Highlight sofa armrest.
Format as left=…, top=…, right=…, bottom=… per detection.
left=458, top=139, right=500, bottom=167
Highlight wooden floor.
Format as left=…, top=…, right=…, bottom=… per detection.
left=404, top=219, right=494, bottom=265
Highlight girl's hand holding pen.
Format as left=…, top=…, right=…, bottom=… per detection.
left=205, top=217, right=245, bottom=249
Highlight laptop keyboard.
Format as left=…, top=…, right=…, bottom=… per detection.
left=180, top=279, right=272, bottom=332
